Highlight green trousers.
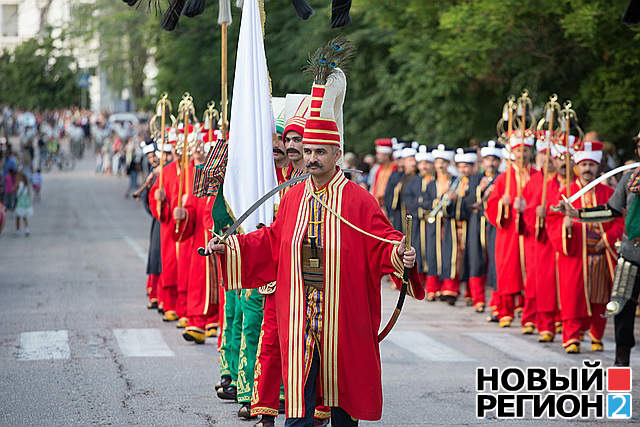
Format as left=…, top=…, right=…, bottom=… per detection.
left=237, top=289, right=264, bottom=403
left=219, top=290, right=241, bottom=383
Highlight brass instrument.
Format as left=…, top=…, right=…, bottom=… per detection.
left=427, top=176, right=461, bottom=224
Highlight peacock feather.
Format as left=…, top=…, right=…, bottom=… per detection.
left=304, top=38, right=355, bottom=85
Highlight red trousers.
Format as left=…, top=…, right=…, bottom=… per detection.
left=488, top=290, right=500, bottom=317
left=468, top=276, right=486, bottom=307
left=498, top=293, right=517, bottom=321
left=588, top=303, right=607, bottom=343
left=251, top=294, right=281, bottom=416
left=425, top=276, right=441, bottom=298
left=561, top=317, right=588, bottom=347
left=147, top=274, right=159, bottom=303
left=187, top=314, right=218, bottom=331
left=536, top=310, right=557, bottom=335
left=521, top=294, right=536, bottom=327
left=158, top=279, right=177, bottom=313
left=176, top=240, right=193, bottom=319
left=441, top=278, right=460, bottom=298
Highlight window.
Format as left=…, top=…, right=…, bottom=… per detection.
left=2, top=4, right=18, bottom=37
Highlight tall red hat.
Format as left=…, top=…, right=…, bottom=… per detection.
left=283, top=116, right=306, bottom=138
left=302, top=117, right=341, bottom=146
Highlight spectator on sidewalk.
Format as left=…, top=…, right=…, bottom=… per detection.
left=13, top=171, right=32, bottom=236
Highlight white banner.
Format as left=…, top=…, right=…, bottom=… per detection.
left=224, top=0, right=277, bottom=233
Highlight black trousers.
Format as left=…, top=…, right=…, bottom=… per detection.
left=285, top=350, right=358, bottom=427
left=614, top=270, right=640, bottom=347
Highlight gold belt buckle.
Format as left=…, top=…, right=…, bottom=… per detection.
left=309, top=258, right=320, bottom=268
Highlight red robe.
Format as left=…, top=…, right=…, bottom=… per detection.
left=173, top=162, right=195, bottom=319
left=546, top=180, right=623, bottom=321
left=486, top=165, right=539, bottom=296
left=220, top=170, right=424, bottom=421
left=522, top=172, right=563, bottom=331
left=175, top=192, right=219, bottom=330
left=149, top=161, right=180, bottom=310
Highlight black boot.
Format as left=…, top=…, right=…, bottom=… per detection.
left=278, top=399, right=285, bottom=414
left=614, top=345, right=632, bottom=367
left=217, top=384, right=237, bottom=401
left=215, top=375, right=231, bottom=392
left=254, top=415, right=275, bottom=427
left=238, top=403, right=256, bottom=419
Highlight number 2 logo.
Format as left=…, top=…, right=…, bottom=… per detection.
left=607, top=394, right=632, bottom=419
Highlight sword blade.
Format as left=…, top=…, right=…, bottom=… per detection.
left=567, top=162, right=640, bottom=204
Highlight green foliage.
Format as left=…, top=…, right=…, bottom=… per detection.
left=59, top=0, right=640, bottom=155
left=0, top=29, right=81, bottom=110
left=69, top=0, right=154, bottom=107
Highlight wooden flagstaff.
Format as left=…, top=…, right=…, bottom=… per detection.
left=536, top=94, right=559, bottom=239
left=560, top=100, right=580, bottom=239
left=155, top=93, right=171, bottom=218
left=175, top=93, right=195, bottom=233
left=503, top=96, right=516, bottom=222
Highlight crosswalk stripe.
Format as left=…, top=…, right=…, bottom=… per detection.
left=113, top=328, right=174, bottom=357
left=386, top=330, right=475, bottom=362
left=17, top=330, right=70, bottom=361
left=465, top=332, right=567, bottom=363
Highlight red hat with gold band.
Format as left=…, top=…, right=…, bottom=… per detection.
left=283, top=116, right=306, bottom=138
left=303, top=117, right=341, bottom=146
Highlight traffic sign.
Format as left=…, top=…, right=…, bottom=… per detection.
left=77, top=74, right=90, bottom=88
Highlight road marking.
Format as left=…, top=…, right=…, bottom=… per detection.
left=386, top=331, right=475, bottom=362
left=465, top=332, right=566, bottom=363
left=123, top=235, right=147, bottom=263
left=17, top=330, right=70, bottom=361
left=113, top=328, right=174, bottom=357
left=90, top=193, right=147, bottom=263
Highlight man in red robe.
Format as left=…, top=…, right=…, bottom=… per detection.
left=486, top=130, right=539, bottom=327
left=149, top=127, right=180, bottom=321
left=370, top=138, right=396, bottom=207
left=522, top=137, right=570, bottom=342
left=207, top=115, right=423, bottom=425
left=174, top=124, right=197, bottom=329
left=173, top=134, right=219, bottom=343
left=546, top=141, right=624, bottom=353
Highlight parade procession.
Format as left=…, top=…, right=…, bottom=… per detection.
left=1, top=0, right=640, bottom=426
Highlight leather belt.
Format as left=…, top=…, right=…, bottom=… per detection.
left=302, top=241, right=324, bottom=291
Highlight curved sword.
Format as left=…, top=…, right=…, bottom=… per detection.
left=566, top=162, right=640, bottom=204
left=197, top=168, right=362, bottom=256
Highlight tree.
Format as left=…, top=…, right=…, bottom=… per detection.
left=69, top=0, right=154, bottom=108
left=0, top=29, right=81, bottom=110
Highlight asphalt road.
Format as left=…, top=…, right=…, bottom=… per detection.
left=0, top=153, right=638, bottom=426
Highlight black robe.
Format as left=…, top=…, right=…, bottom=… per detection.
left=142, top=175, right=162, bottom=275
left=464, top=172, right=499, bottom=288
left=423, top=175, right=462, bottom=281
left=383, top=170, right=405, bottom=232
left=403, top=174, right=432, bottom=274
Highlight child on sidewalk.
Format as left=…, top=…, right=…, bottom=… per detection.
left=13, top=172, right=33, bottom=236
left=32, top=168, right=42, bottom=202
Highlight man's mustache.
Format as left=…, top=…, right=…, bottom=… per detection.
left=306, top=162, right=322, bottom=169
left=286, top=148, right=301, bottom=155
left=273, top=148, right=285, bottom=155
